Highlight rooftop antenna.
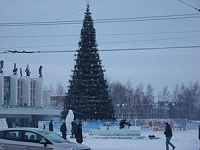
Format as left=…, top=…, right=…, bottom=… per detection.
left=178, top=0, right=200, bottom=12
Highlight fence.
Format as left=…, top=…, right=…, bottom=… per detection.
left=38, top=119, right=200, bottom=132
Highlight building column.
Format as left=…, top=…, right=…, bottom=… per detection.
left=35, top=77, right=43, bottom=107
left=10, top=75, right=18, bottom=105
left=23, top=76, right=31, bottom=106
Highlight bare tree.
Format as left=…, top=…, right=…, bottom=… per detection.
left=145, top=84, right=154, bottom=104
left=172, top=82, right=200, bottom=120
left=56, top=82, right=65, bottom=96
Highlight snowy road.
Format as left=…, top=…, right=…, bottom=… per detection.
left=69, top=130, right=200, bottom=150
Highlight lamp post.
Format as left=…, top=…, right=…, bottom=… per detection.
left=169, top=102, right=176, bottom=120
left=121, top=103, right=125, bottom=119
left=116, top=104, right=120, bottom=119
left=116, top=103, right=125, bottom=119
left=165, top=102, right=176, bottom=123
left=164, top=102, right=169, bottom=119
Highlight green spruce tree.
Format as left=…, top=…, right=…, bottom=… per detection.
left=63, top=5, right=114, bottom=120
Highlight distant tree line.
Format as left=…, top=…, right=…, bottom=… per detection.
left=44, top=81, right=200, bottom=120
left=108, top=80, right=200, bottom=120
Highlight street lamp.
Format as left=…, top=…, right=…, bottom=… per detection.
left=116, top=103, right=125, bottom=119
left=116, top=104, right=120, bottom=119
left=121, top=104, right=125, bottom=119
left=165, top=102, right=176, bottom=123
left=169, top=102, right=176, bottom=119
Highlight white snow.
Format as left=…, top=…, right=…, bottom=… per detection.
left=68, top=130, right=199, bottom=150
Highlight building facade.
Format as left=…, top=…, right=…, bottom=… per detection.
left=0, top=61, right=61, bottom=127
left=0, top=70, right=43, bottom=108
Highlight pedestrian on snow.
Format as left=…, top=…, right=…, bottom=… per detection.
left=198, top=125, right=200, bottom=140
left=49, top=120, right=53, bottom=132
left=71, top=121, right=77, bottom=138
left=60, top=121, right=67, bottom=140
left=43, top=123, right=46, bottom=130
left=164, top=122, right=175, bottom=150
left=75, top=121, right=83, bottom=144
left=119, top=119, right=126, bottom=129
left=7, top=120, right=12, bottom=128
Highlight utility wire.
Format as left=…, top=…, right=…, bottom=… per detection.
left=0, top=35, right=199, bottom=49
left=1, top=30, right=200, bottom=38
left=178, top=0, right=200, bottom=12
left=99, top=36, right=200, bottom=45
left=0, top=13, right=199, bottom=26
left=1, top=45, right=200, bottom=54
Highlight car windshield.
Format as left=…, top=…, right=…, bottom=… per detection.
left=38, top=130, right=67, bottom=143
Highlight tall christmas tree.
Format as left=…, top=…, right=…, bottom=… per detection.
left=63, top=5, right=114, bottom=120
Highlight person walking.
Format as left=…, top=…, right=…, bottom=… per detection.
left=164, top=122, right=175, bottom=150
left=60, top=121, right=67, bottom=140
left=75, top=121, right=83, bottom=144
left=49, top=120, right=53, bottom=132
left=198, top=125, right=200, bottom=140
left=43, top=123, right=46, bottom=130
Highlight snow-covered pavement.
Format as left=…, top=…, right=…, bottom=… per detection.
left=68, top=130, right=199, bottom=150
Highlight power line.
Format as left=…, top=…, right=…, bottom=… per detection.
left=0, top=36, right=200, bottom=49
left=98, top=30, right=200, bottom=36
left=1, top=30, right=200, bottom=38
left=95, top=16, right=200, bottom=24
left=0, top=35, right=199, bottom=49
left=178, top=0, right=200, bottom=12
left=1, top=45, right=199, bottom=54
left=0, top=43, right=76, bottom=49
left=95, top=13, right=200, bottom=22
left=0, top=13, right=199, bottom=26
left=100, top=36, right=200, bottom=45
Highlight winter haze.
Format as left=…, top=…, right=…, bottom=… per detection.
left=0, top=0, right=200, bottom=92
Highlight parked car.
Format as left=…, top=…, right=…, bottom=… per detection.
left=0, top=128, right=91, bottom=150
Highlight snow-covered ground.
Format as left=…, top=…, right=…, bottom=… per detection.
left=68, top=130, right=199, bottom=150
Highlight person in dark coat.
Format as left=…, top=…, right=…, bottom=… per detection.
left=43, top=123, right=46, bottom=130
left=60, top=121, right=67, bottom=140
left=75, top=121, right=83, bottom=144
left=119, top=119, right=126, bottom=129
left=49, top=120, right=53, bottom=132
left=164, top=122, right=175, bottom=150
left=71, top=121, right=77, bottom=138
left=198, top=125, right=200, bottom=140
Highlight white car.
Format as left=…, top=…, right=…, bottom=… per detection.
left=0, top=128, right=91, bottom=150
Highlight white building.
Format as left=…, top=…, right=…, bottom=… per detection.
left=0, top=61, right=61, bottom=127
left=0, top=72, right=43, bottom=108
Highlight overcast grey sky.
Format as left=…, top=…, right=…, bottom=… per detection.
left=0, top=0, right=200, bottom=93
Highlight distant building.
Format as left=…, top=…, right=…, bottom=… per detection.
left=0, top=75, right=43, bottom=107
left=43, top=89, right=51, bottom=108
left=0, top=64, right=43, bottom=107
left=50, top=96, right=65, bottom=110
left=0, top=61, right=61, bottom=127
